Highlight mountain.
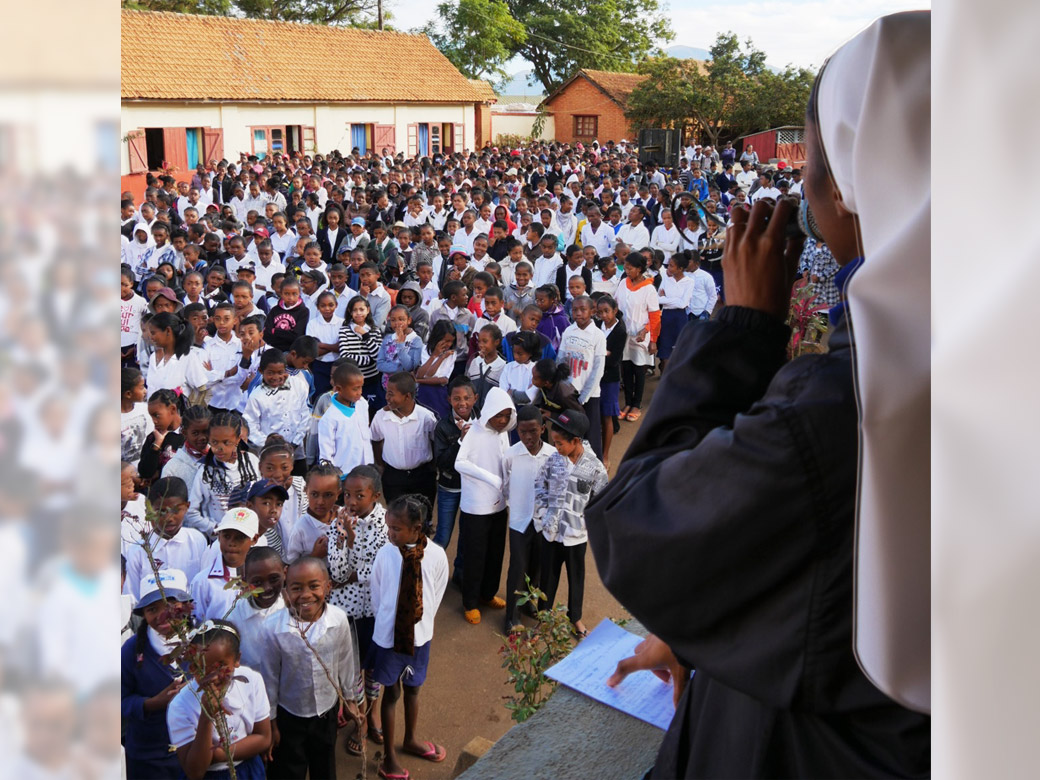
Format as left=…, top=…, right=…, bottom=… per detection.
left=497, top=69, right=541, bottom=97
left=664, top=45, right=712, bottom=60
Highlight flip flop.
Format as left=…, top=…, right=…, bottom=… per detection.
left=627, top=409, right=642, bottom=421
left=368, top=726, right=384, bottom=745
left=404, top=741, right=447, bottom=763
left=345, top=732, right=363, bottom=756
left=377, top=769, right=410, bottom=780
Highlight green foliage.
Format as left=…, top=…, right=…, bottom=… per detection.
left=122, top=0, right=232, bottom=13
left=626, top=32, right=815, bottom=147
left=426, top=0, right=526, bottom=84
left=430, top=0, right=673, bottom=95
left=123, top=0, right=386, bottom=26
left=498, top=578, right=575, bottom=723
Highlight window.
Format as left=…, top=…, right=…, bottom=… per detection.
left=253, top=128, right=268, bottom=157
left=431, top=124, right=441, bottom=154
left=270, top=127, right=284, bottom=152
left=777, top=128, right=805, bottom=144
left=574, top=115, right=598, bottom=138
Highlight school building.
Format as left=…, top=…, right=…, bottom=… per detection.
left=539, top=69, right=648, bottom=145
left=120, top=10, right=496, bottom=193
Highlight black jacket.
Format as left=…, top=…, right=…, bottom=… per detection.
left=433, top=414, right=473, bottom=490
left=263, top=301, right=310, bottom=352
left=600, top=318, right=626, bottom=384
left=555, top=265, right=593, bottom=300
left=586, top=307, right=930, bottom=778
left=317, top=227, right=347, bottom=263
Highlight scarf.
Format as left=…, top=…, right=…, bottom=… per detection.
left=393, top=535, right=427, bottom=654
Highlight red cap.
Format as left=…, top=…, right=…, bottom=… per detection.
left=252, top=226, right=270, bottom=238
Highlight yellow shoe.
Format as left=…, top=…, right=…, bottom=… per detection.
left=481, top=597, right=507, bottom=610
left=464, top=609, right=481, bottom=624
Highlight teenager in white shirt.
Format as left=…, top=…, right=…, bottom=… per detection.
left=657, top=252, right=696, bottom=370
left=502, top=405, right=555, bottom=632
left=371, top=372, right=438, bottom=505
left=650, top=208, right=683, bottom=260
left=616, top=205, right=651, bottom=249
left=317, top=361, right=373, bottom=475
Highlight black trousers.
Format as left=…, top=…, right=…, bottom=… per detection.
left=505, top=524, right=542, bottom=622
left=459, top=509, right=507, bottom=610
left=539, top=539, right=587, bottom=623
left=268, top=704, right=338, bottom=780
left=582, top=397, right=604, bottom=460
left=621, top=361, right=649, bottom=409
left=381, top=460, right=437, bottom=506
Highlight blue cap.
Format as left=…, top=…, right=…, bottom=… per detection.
left=247, top=478, right=290, bottom=502
left=351, top=217, right=366, bottom=227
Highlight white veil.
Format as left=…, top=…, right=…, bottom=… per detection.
left=815, top=10, right=931, bottom=713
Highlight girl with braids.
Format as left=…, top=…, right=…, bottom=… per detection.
left=285, top=460, right=341, bottom=564
left=161, top=405, right=211, bottom=491
left=369, top=494, right=449, bottom=775
left=121, top=569, right=194, bottom=780
left=257, top=434, right=308, bottom=547
left=187, top=411, right=259, bottom=539
left=166, top=620, right=272, bottom=779
left=137, top=389, right=183, bottom=484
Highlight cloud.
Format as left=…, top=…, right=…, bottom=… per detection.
left=663, top=0, right=930, bottom=69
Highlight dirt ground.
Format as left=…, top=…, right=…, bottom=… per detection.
left=335, top=375, right=659, bottom=780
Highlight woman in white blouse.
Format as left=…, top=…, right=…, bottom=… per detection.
left=650, top=209, right=683, bottom=261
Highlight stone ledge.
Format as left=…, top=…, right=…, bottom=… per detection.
left=455, top=621, right=664, bottom=780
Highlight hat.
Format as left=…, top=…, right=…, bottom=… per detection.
left=252, top=226, right=270, bottom=238
left=246, top=478, right=290, bottom=502
left=449, top=245, right=470, bottom=258
left=214, top=507, right=259, bottom=538
left=506, top=167, right=518, bottom=176
left=392, top=220, right=407, bottom=230
left=337, top=243, right=352, bottom=255
left=136, top=569, right=191, bottom=610
left=549, top=409, right=590, bottom=439
left=302, top=269, right=327, bottom=286
left=351, top=217, right=366, bottom=227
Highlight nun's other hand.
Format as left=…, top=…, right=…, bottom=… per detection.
left=723, top=197, right=806, bottom=320
left=607, top=633, right=690, bottom=707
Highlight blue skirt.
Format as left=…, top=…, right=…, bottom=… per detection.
left=599, top=381, right=621, bottom=418
left=417, top=384, right=451, bottom=420
left=366, top=641, right=431, bottom=688
left=657, top=309, right=689, bottom=360
left=181, top=753, right=265, bottom=779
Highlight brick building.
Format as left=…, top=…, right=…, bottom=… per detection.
left=540, top=69, right=647, bottom=145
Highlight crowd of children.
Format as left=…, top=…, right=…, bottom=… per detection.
left=118, top=138, right=764, bottom=779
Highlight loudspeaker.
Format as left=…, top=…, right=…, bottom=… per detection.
left=638, top=128, right=682, bottom=168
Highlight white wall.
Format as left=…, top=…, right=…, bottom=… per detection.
left=491, top=112, right=555, bottom=142
left=121, top=101, right=478, bottom=174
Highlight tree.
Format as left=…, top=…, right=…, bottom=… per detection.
left=625, top=32, right=815, bottom=148
left=424, top=0, right=526, bottom=84
left=122, top=0, right=384, bottom=26
left=429, top=0, right=673, bottom=95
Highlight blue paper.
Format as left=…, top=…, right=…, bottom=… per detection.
left=544, top=619, right=683, bottom=731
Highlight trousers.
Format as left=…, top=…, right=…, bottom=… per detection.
left=459, top=509, right=507, bottom=611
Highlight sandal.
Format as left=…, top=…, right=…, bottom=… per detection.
left=404, top=741, right=447, bottom=763
left=345, top=732, right=364, bottom=756
left=481, top=596, right=506, bottom=609
left=464, top=609, right=481, bottom=624
left=627, top=409, right=642, bottom=421
left=368, top=726, right=384, bottom=745
left=378, top=769, right=410, bottom=780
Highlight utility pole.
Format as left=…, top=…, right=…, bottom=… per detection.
left=377, top=0, right=383, bottom=30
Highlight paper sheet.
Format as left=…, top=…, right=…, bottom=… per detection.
left=544, top=619, right=682, bottom=731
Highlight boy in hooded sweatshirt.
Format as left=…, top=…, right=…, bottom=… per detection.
left=396, top=279, right=430, bottom=342
left=454, top=386, right=516, bottom=625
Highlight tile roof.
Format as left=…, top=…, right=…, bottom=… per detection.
left=121, top=10, right=493, bottom=104
left=541, top=69, right=648, bottom=111
left=467, top=79, right=498, bottom=103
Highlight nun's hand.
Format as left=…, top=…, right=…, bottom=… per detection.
left=724, top=197, right=806, bottom=319
left=607, top=633, right=690, bottom=707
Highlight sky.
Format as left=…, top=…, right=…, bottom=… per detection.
left=393, top=0, right=931, bottom=74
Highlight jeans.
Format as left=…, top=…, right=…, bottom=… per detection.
left=434, top=485, right=463, bottom=571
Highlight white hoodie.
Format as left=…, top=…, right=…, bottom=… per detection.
left=454, top=387, right=516, bottom=515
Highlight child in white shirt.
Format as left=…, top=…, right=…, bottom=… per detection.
left=190, top=507, right=258, bottom=622
left=242, top=348, right=311, bottom=453
left=228, top=546, right=287, bottom=671
left=317, top=360, right=373, bottom=474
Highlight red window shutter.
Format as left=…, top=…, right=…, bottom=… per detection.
left=127, top=129, right=147, bottom=173
left=407, top=123, right=418, bottom=157
left=163, top=127, right=189, bottom=173
left=374, top=124, right=396, bottom=154
left=454, top=122, right=464, bottom=153
left=202, top=127, right=224, bottom=162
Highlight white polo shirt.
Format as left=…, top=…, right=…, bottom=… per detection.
left=370, top=404, right=437, bottom=470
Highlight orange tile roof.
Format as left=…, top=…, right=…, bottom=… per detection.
left=467, top=78, right=498, bottom=103
left=122, top=10, right=493, bottom=104
left=578, top=70, right=649, bottom=109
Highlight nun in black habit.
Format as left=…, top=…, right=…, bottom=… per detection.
left=586, top=12, right=931, bottom=779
